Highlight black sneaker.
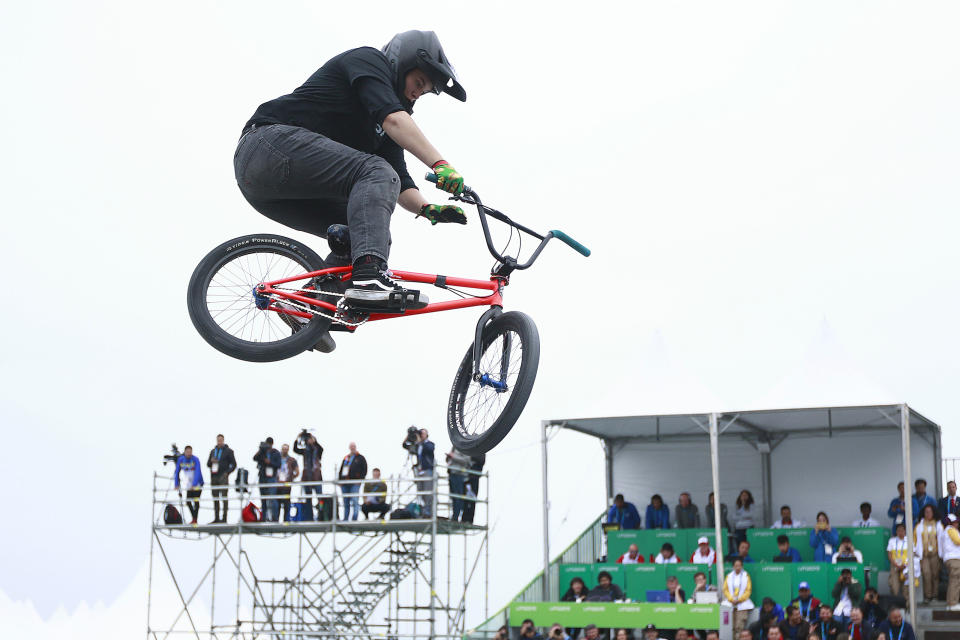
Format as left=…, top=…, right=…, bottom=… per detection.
left=345, top=261, right=428, bottom=311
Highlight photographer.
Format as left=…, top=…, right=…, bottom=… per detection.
left=519, top=618, right=544, bottom=640
left=207, top=434, right=236, bottom=523
left=175, top=445, right=204, bottom=524
left=445, top=448, right=471, bottom=522
left=253, top=438, right=282, bottom=522
left=548, top=623, right=571, bottom=640
left=338, top=442, right=367, bottom=521
left=412, top=428, right=435, bottom=516
left=293, top=429, right=323, bottom=519
left=277, top=443, right=300, bottom=522
left=361, top=468, right=390, bottom=519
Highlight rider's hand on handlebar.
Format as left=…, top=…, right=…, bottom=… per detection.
left=431, top=160, right=465, bottom=195
left=418, top=203, right=466, bottom=225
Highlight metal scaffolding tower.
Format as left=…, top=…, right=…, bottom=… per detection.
left=147, top=466, right=489, bottom=639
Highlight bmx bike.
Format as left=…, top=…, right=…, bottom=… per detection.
left=187, top=177, right=590, bottom=454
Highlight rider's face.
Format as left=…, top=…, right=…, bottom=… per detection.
left=404, top=69, right=434, bottom=103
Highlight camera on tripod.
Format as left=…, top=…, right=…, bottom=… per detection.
left=401, top=426, right=420, bottom=453
left=162, top=443, right=181, bottom=465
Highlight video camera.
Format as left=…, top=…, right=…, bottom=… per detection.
left=162, top=443, right=181, bottom=465
left=402, top=426, right=420, bottom=452
left=296, top=428, right=311, bottom=449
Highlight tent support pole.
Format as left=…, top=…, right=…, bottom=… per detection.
left=901, top=404, right=917, bottom=625
left=761, top=447, right=772, bottom=527
left=603, top=439, right=614, bottom=503
left=710, top=413, right=726, bottom=595
left=541, top=420, right=551, bottom=600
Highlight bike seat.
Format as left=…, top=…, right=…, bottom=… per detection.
left=326, top=224, right=351, bottom=259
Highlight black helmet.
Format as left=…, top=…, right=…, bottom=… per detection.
left=382, top=30, right=466, bottom=103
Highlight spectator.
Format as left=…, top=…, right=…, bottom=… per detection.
left=748, top=597, right=785, bottom=640
left=675, top=492, right=700, bottom=529
left=666, top=575, right=686, bottom=603
left=938, top=480, right=959, bottom=519
left=887, top=482, right=906, bottom=535
left=414, top=428, right=435, bottom=516
left=831, top=537, right=863, bottom=564
left=705, top=491, right=731, bottom=533
left=674, top=630, right=690, bottom=640
left=722, top=558, right=754, bottom=637
left=494, top=626, right=508, bottom=640
left=767, top=628, right=783, bottom=640
left=653, top=542, right=679, bottom=564
left=789, top=582, right=822, bottom=623
left=580, top=624, right=602, bottom=640
left=911, top=478, right=936, bottom=524
left=445, top=448, right=471, bottom=522
left=915, top=503, right=942, bottom=603
left=616, top=543, right=644, bottom=564
left=277, top=443, right=300, bottom=522
left=520, top=618, right=544, bottom=640
left=704, top=632, right=719, bottom=640
left=645, top=494, right=670, bottom=529
left=293, top=431, right=323, bottom=520
left=774, top=534, right=802, bottom=563
left=338, top=442, right=367, bottom=521
left=733, top=490, right=758, bottom=545
left=876, top=608, right=916, bottom=640
left=253, top=438, right=281, bottom=522
left=361, top=468, right=390, bottom=520
left=943, top=513, right=960, bottom=610
left=687, top=570, right=717, bottom=603
left=726, top=540, right=754, bottom=563
left=830, top=568, right=861, bottom=627
left=771, top=505, right=805, bottom=529
left=737, top=631, right=752, bottom=640
left=844, top=608, right=873, bottom=640
left=206, top=434, right=236, bottom=524
left=690, top=536, right=716, bottom=564
left=587, top=570, right=625, bottom=602
left=858, top=588, right=885, bottom=628
left=462, top=452, right=484, bottom=524
left=851, top=502, right=878, bottom=528
left=779, top=605, right=811, bottom=640
left=561, top=577, right=589, bottom=602
left=886, top=522, right=912, bottom=597
left=607, top=493, right=642, bottom=530
left=549, top=623, right=572, bottom=640
left=175, top=445, right=204, bottom=525
left=809, top=512, right=840, bottom=562
left=813, top=604, right=840, bottom=640
left=642, top=625, right=666, bottom=640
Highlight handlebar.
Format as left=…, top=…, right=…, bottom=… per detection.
left=424, top=173, right=590, bottom=267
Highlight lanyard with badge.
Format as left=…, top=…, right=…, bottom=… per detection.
left=212, top=447, right=221, bottom=474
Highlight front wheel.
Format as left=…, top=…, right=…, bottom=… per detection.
left=447, top=311, right=540, bottom=455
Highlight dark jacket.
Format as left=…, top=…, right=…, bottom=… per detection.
left=675, top=503, right=701, bottom=528
left=645, top=504, right=670, bottom=529
left=585, top=583, right=625, bottom=602
left=859, top=600, right=886, bottom=627
left=607, top=502, right=642, bottom=529
left=560, top=587, right=588, bottom=602
left=363, top=480, right=387, bottom=504
left=845, top=620, right=875, bottom=640
left=293, top=440, right=323, bottom=481
left=812, top=618, right=840, bottom=640
left=831, top=579, right=862, bottom=609
left=706, top=502, right=731, bottom=531
left=789, top=596, right=822, bottom=623
left=416, top=439, right=435, bottom=473
left=877, top=620, right=916, bottom=640
left=339, top=452, right=367, bottom=481
left=939, top=494, right=960, bottom=518
left=778, top=618, right=810, bottom=640
left=207, top=444, right=237, bottom=478
left=253, top=447, right=282, bottom=481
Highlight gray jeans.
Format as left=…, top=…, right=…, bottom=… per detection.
left=234, top=124, right=400, bottom=263
left=416, top=470, right=434, bottom=517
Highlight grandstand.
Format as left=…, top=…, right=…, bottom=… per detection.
left=470, top=404, right=960, bottom=640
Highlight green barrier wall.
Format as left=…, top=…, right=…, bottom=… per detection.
left=838, top=527, right=889, bottom=569
left=752, top=563, right=792, bottom=605
left=509, top=602, right=720, bottom=628
left=623, top=565, right=666, bottom=601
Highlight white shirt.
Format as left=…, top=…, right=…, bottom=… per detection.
left=771, top=519, right=806, bottom=529
left=833, top=585, right=852, bottom=617
left=831, top=549, right=863, bottom=563
left=723, top=570, right=754, bottom=611
left=691, top=548, right=716, bottom=564
left=852, top=517, right=880, bottom=527
left=654, top=553, right=678, bottom=564
left=620, top=553, right=641, bottom=564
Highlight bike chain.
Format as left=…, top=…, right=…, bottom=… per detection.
left=271, top=286, right=369, bottom=328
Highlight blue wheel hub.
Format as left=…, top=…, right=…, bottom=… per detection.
left=479, top=374, right=508, bottom=393
left=253, top=286, right=271, bottom=310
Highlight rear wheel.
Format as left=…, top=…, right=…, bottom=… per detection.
left=186, top=234, right=331, bottom=362
left=447, top=311, right=540, bottom=455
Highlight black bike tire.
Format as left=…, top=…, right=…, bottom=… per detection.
left=186, top=234, right=330, bottom=362
left=446, top=311, right=540, bottom=455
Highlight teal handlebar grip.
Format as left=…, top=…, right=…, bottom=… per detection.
left=550, top=230, right=591, bottom=257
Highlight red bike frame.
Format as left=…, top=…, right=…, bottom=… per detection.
left=258, top=266, right=505, bottom=328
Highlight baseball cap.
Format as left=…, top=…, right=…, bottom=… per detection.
left=644, top=624, right=658, bottom=631
left=697, top=536, right=709, bottom=544
left=948, top=514, right=958, bottom=523
left=798, top=581, right=810, bottom=590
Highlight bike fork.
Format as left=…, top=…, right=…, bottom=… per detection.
left=472, top=305, right=504, bottom=386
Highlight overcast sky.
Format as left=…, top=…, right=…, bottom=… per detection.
left=2, top=1, right=959, bottom=637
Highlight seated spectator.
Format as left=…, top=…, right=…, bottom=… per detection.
left=733, top=490, right=758, bottom=545
left=360, top=468, right=390, bottom=520
left=548, top=623, right=572, bottom=640
left=876, top=608, right=916, bottom=640
left=616, top=543, right=644, bottom=564
left=613, top=629, right=632, bottom=640
left=642, top=624, right=667, bottom=640
left=737, top=631, right=752, bottom=640
left=887, top=482, right=906, bottom=535
left=645, top=494, right=670, bottom=529
left=586, top=571, right=625, bottom=602
left=520, top=618, right=544, bottom=640
left=813, top=604, right=840, bottom=640
left=766, top=628, right=783, bottom=640
left=809, top=512, right=840, bottom=562
left=675, top=492, right=701, bottom=529
left=653, top=542, right=679, bottom=564
left=938, top=480, right=959, bottom=519
left=851, top=502, right=879, bottom=528
left=722, top=558, right=754, bottom=637
left=911, top=478, right=936, bottom=525
left=844, top=607, right=873, bottom=640
left=857, top=588, right=885, bottom=628
left=666, top=575, right=686, bottom=603
left=748, top=597, right=785, bottom=640
left=561, top=577, right=589, bottom=602
left=831, top=537, right=863, bottom=564
left=690, top=536, right=716, bottom=564
left=885, top=523, right=912, bottom=597
left=687, top=570, right=717, bottom=603
left=674, top=629, right=690, bottom=640
left=726, top=540, right=754, bottom=563
left=771, top=505, right=805, bottom=529
left=607, top=493, right=642, bottom=530
left=704, top=632, right=719, bottom=640
left=789, top=581, right=822, bottom=623
left=706, top=491, right=731, bottom=533
left=779, top=605, right=811, bottom=640
left=579, top=624, right=603, bottom=640
left=830, top=568, right=861, bottom=627
left=774, top=534, right=802, bottom=562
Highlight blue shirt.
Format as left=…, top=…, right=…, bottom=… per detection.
left=888, top=496, right=906, bottom=534
left=911, top=493, right=936, bottom=523
left=607, top=502, right=642, bottom=529
left=645, top=504, right=670, bottom=529
left=774, top=547, right=803, bottom=562
left=174, top=454, right=204, bottom=489
left=809, top=527, right=840, bottom=562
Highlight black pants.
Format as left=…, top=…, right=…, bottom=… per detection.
left=186, top=489, right=202, bottom=521
left=361, top=502, right=390, bottom=519
left=211, top=474, right=229, bottom=521
left=277, top=486, right=293, bottom=521
left=462, top=475, right=481, bottom=523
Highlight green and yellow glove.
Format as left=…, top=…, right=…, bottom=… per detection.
left=418, top=203, right=466, bottom=225
left=431, top=160, right=465, bottom=195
